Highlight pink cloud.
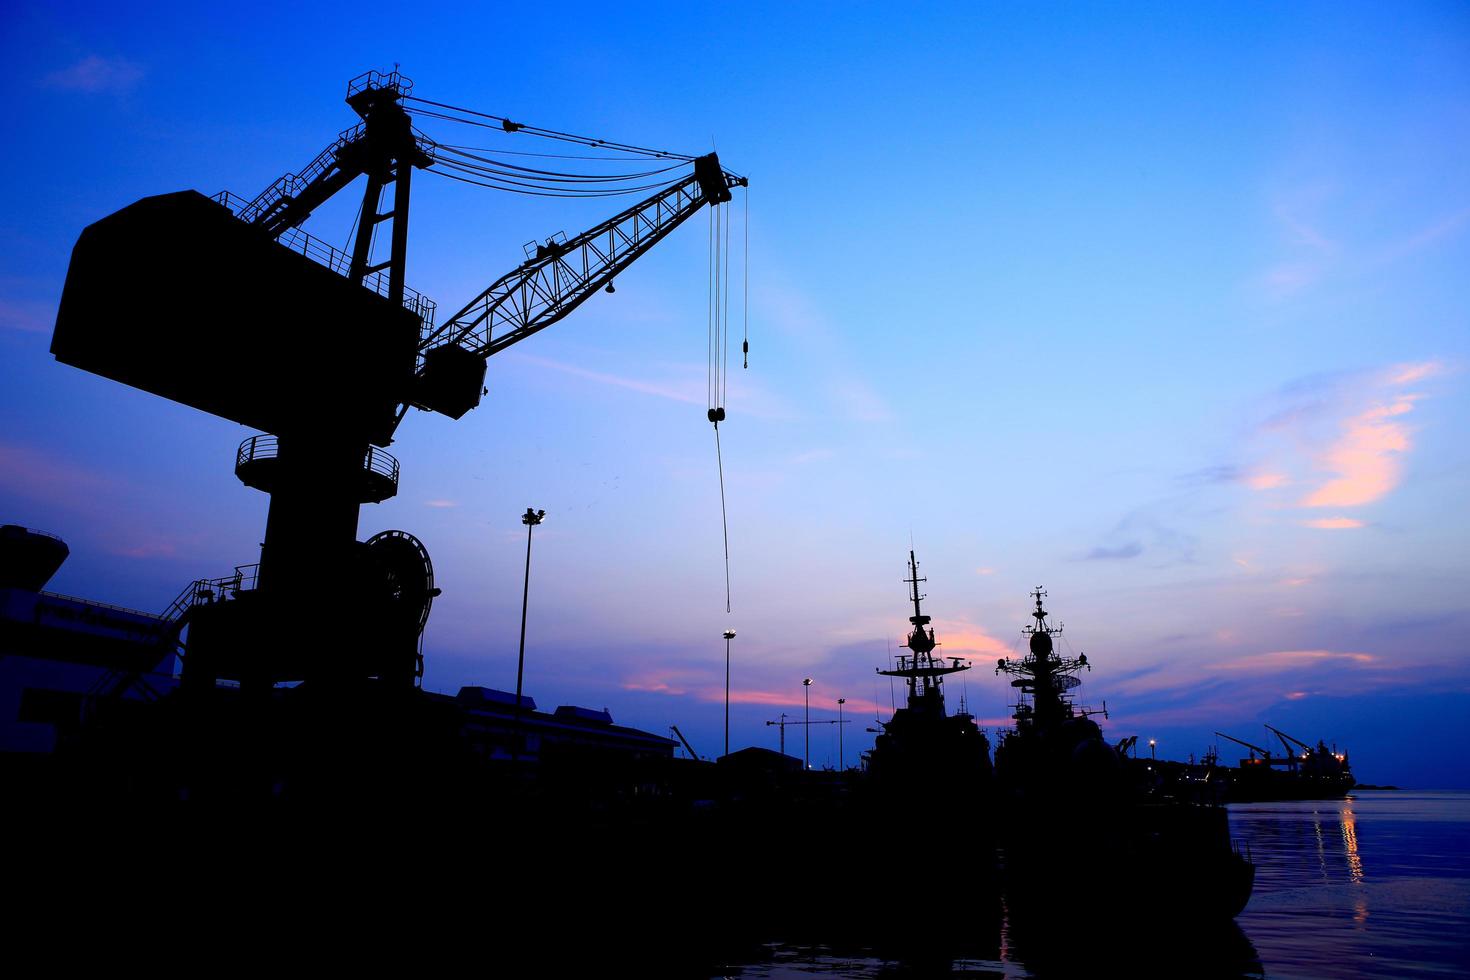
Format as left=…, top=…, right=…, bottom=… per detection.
left=1213, top=649, right=1375, bottom=672
left=111, top=541, right=179, bottom=559
left=1247, top=472, right=1287, bottom=490
left=1388, top=361, right=1444, bottom=386
left=511, top=352, right=703, bottom=405
left=1376, top=207, right=1470, bottom=266
left=929, top=617, right=1012, bottom=659
left=1302, top=517, right=1365, bottom=529
left=620, top=666, right=708, bottom=697
left=1262, top=263, right=1320, bottom=298
left=0, top=441, right=118, bottom=507
left=719, top=688, right=808, bottom=708
left=42, top=55, right=144, bottom=94
left=1300, top=398, right=1416, bottom=508
left=0, top=298, right=52, bottom=333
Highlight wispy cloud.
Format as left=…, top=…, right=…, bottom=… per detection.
left=424, top=499, right=458, bottom=508
left=1374, top=206, right=1470, bottom=267
left=1247, top=472, right=1287, bottom=490
left=1388, top=361, right=1445, bottom=386
left=1177, top=464, right=1244, bottom=487
left=0, top=441, right=117, bottom=506
left=1299, top=392, right=1420, bottom=508
left=756, top=279, right=893, bottom=423
left=1241, top=360, right=1447, bottom=517
left=1081, top=503, right=1202, bottom=566
left=1257, top=182, right=1339, bottom=299
left=621, top=666, right=707, bottom=697
left=42, top=55, right=144, bottom=94
left=112, top=541, right=179, bottom=559
left=1302, top=517, right=1365, bottom=530
left=1212, top=649, right=1375, bottom=672
left=509, top=350, right=790, bottom=419
left=826, top=378, right=892, bottom=423
left=511, top=352, right=703, bottom=405
left=1084, top=542, right=1142, bottom=561
left=0, top=297, right=52, bottom=333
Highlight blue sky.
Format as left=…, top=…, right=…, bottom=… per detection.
left=2, top=2, right=1468, bottom=787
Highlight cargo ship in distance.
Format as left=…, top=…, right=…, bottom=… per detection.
left=1151, top=727, right=1356, bottom=803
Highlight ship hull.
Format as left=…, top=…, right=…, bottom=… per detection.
left=1001, top=800, right=1254, bottom=921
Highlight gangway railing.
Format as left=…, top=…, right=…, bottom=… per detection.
left=81, top=565, right=255, bottom=709
left=158, top=563, right=260, bottom=626
left=237, top=124, right=366, bottom=229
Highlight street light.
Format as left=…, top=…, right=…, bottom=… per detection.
left=722, top=629, right=737, bottom=757
left=837, top=698, right=846, bottom=770
left=803, top=677, right=813, bottom=770
left=1149, top=737, right=1157, bottom=760
left=513, top=507, right=545, bottom=761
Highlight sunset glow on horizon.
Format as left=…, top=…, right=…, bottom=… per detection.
left=2, top=1, right=1467, bottom=786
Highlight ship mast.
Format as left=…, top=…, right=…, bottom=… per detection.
left=996, top=588, right=1092, bottom=733
left=876, top=551, right=969, bottom=715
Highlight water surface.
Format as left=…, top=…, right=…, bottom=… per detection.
left=723, top=791, right=1470, bottom=978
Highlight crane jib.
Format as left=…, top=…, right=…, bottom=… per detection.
left=410, top=153, right=744, bottom=420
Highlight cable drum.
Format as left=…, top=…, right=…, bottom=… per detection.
left=364, top=529, right=438, bottom=635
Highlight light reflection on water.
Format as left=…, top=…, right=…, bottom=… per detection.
left=724, top=792, right=1470, bottom=979
left=1232, top=791, right=1470, bottom=980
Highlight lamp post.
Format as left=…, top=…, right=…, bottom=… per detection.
left=722, top=629, right=737, bottom=757
left=1149, top=737, right=1157, bottom=760
left=837, top=698, right=846, bottom=771
left=803, top=677, right=813, bottom=770
left=513, top=507, right=545, bottom=761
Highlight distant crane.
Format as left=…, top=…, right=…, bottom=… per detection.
left=1216, top=731, right=1279, bottom=766
left=1265, top=724, right=1314, bottom=760
left=669, top=725, right=702, bottom=762
left=765, top=712, right=850, bottom=759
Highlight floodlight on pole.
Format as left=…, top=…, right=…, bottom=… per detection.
left=803, top=677, right=813, bottom=770
left=513, top=507, right=545, bottom=761
left=722, top=629, right=737, bottom=757
left=837, top=698, right=846, bottom=771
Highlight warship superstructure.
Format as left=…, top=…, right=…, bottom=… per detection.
left=994, top=589, right=1254, bottom=921
left=865, top=551, right=992, bottom=801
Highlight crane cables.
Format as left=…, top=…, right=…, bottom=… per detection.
left=707, top=195, right=744, bottom=614
left=402, top=95, right=699, bottom=160
left=403, top=94, right=730, bottom=199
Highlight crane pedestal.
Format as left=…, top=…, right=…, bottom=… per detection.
left=180, top=430, right=421, bottom=693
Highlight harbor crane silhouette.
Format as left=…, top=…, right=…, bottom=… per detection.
left=52, top=69, right=745, bottom=695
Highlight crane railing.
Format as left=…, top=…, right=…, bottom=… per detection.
left=235, top=434, right=399, bottom=500
left=212, top=191, right=437, bottom=330
left=237, top=124, right=367, bottom=229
